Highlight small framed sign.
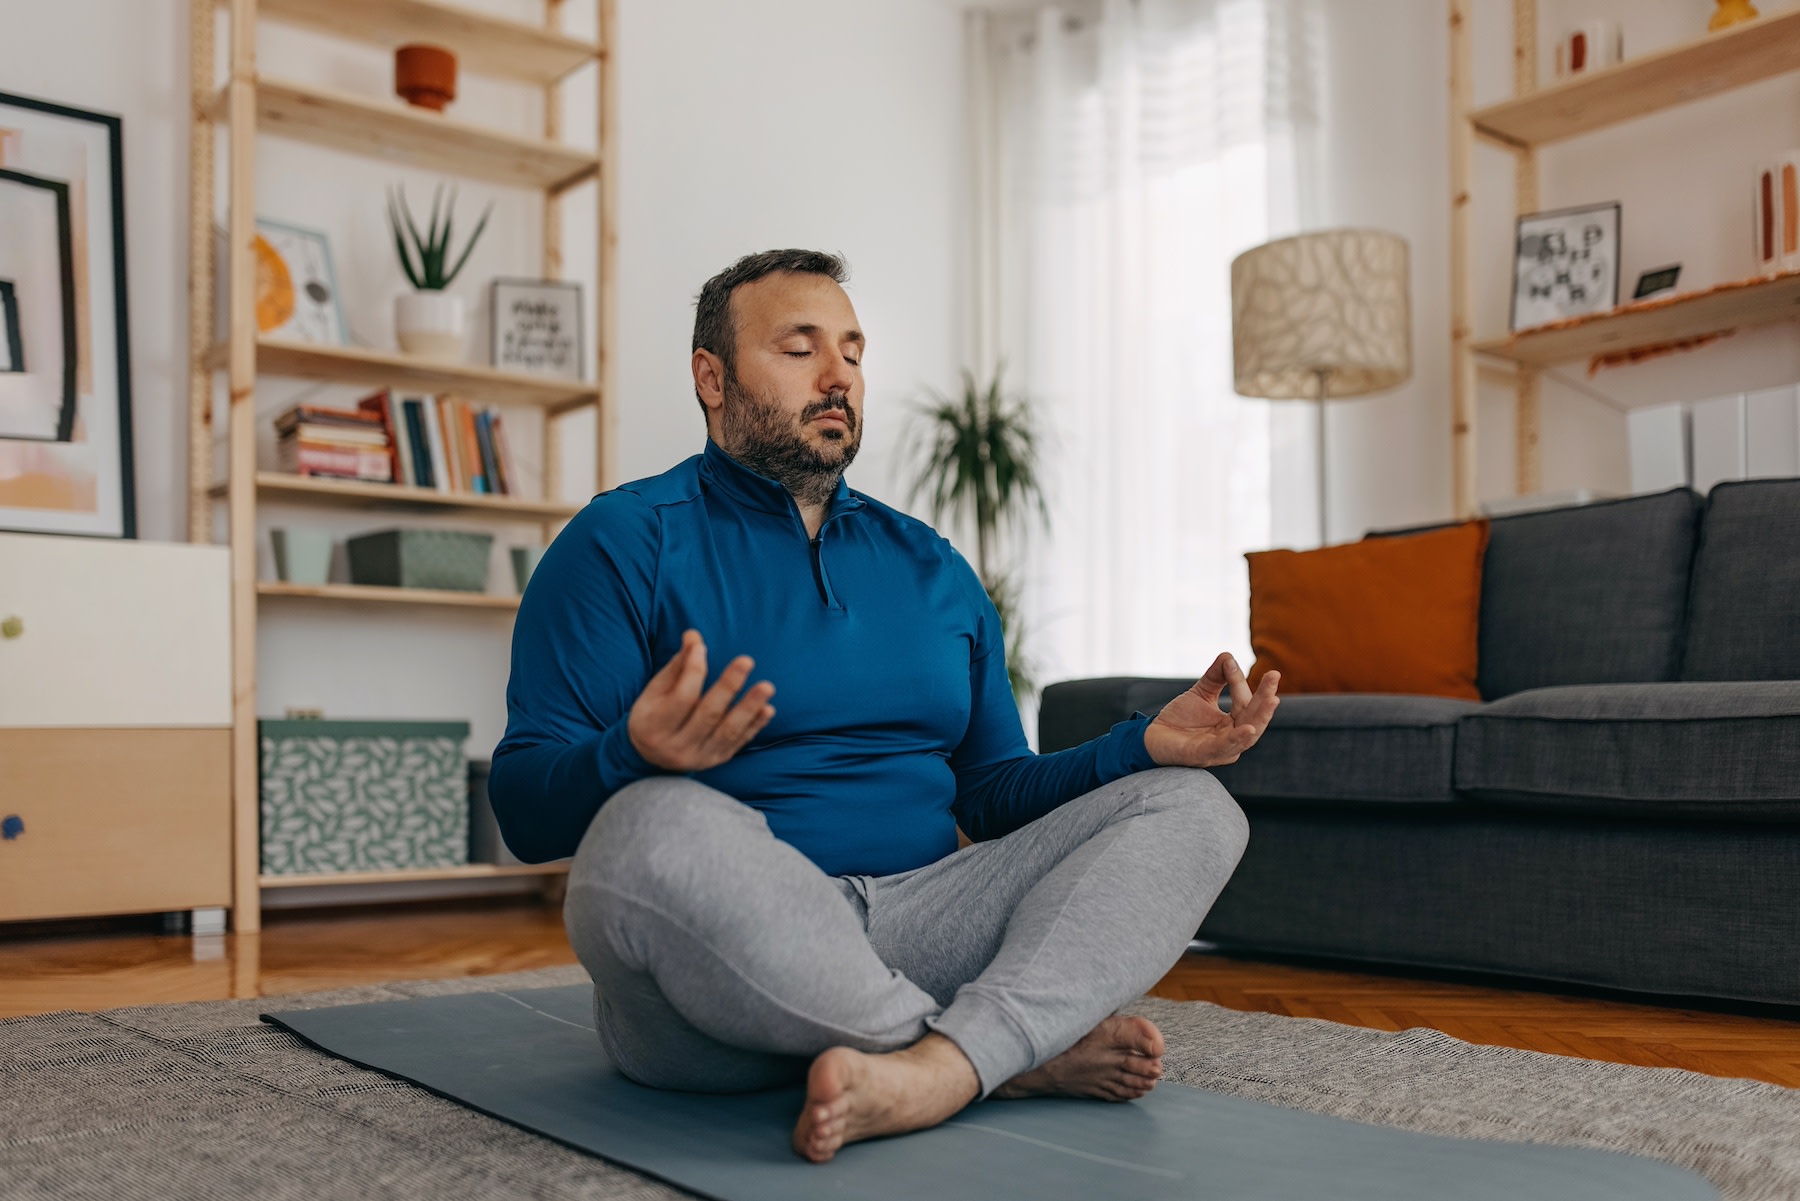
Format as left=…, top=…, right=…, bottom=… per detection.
left=1632, top=263, right=1681, bottom=300
left=490, top=278, right=584, bottom=380
left=1511, top=201, right=1621, bottom=330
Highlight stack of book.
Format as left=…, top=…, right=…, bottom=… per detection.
left=273, top=390, right=521, bottom=495
left=275, top=403, right=392, bottom=482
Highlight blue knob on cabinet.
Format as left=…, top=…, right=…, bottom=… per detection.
left=1, top=815, right=22, bottom=840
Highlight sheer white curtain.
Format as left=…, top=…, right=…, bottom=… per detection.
left=970, top=0, right=1318, bottom=690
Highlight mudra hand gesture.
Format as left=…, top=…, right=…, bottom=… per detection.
left=1143, top=653, right=1280, bottom=769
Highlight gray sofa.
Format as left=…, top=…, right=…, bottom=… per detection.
left=1039, top=479, right=1800, bottom=1006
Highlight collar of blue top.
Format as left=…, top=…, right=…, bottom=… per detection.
left=698, top=436, right=867, bottom=525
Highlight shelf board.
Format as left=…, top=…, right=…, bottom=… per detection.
left=256, top=0, right=597, bottom=86
left=211, top=472, right=582, bottom=519
left=258, top=580, right=522, bottom=609
left=1472, top=271, right=1800, bottom=366
left=224, top=338, right=600, bottom=410
left=1471, top=9, right=1800, bottom=147
left=261, top=862, right=570, bottom=889
left=231, top=79, right=600, bottom=191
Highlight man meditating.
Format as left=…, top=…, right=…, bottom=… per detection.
left=490, top=249, right=1280, bottom=1163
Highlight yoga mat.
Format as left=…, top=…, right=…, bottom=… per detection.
left=266, top=985, right=1717, bottom=1201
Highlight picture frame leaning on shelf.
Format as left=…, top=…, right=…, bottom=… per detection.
left=489, top=277, right=584, bottom=380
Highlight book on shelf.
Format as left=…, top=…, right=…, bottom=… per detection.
left=269, top=394, right=522, bottom=497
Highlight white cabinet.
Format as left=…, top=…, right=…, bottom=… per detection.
left=0, top=534, right=232, bottom=922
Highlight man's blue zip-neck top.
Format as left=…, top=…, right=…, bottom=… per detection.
left=490, top=439, right=1156, bottom=877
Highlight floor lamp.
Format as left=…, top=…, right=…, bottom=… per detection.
left=1230, top=230, right=1413, bottom=546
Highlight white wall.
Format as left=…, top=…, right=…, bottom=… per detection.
left=1315, top=0, right=1800, bottom=537
left=0, top=0, right=966, bottom=756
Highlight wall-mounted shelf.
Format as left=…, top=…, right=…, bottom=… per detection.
left=1473, top=271, right=1800, bottom=366
left=256, top=0, right=598, bottom=85
left=220, top=78, right=600, bottom=191
left=225, top=339, right=601, bottom=410
left=1472, top=9, right=1800, bottom=147
left=257, top=581, right=523, bottom=609
left=261, top=862, right=569, bottom=889
left=212, top=472, right=584, bottom=519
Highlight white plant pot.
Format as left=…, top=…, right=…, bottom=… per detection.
left=395, top=290, right=466, bottom=362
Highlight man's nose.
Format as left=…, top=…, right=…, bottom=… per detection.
left=817, top=351, right=856, bottom=396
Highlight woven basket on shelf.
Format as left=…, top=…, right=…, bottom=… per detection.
left=345, top=528, right=494, bottom=592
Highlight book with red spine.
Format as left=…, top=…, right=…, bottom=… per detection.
left=354, top=389, right=406, bottom=486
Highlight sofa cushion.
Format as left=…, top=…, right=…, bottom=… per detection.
left=1472, top=489, right=1700, bottom=698
left=1208, top=694, right=1480, bottom=804
left=1246, top=521, right=1488, bottom=699
left=1455, top=682, right=1800, bottom=818
left=1682, top=478, right=1800, bottom=681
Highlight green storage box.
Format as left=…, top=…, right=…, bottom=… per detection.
left=346, top=528, right=494, bottom=592
left=259, top=719, right=471, bottom=876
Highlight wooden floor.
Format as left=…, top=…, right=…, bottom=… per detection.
left=3, top=899, right=1798, bottom=1088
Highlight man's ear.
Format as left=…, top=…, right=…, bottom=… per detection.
left=692, top=348, right=726, bottom=418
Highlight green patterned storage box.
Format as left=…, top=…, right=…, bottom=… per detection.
left=259, top=719, right=471, bottom=876
left=345, top=529, right=494, bottom=592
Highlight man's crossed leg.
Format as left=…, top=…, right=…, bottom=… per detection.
left=564, top=765, right=1249, bottom=1161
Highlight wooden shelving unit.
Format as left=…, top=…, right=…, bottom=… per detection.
left=214, top=472, right=584, bottom=519
left=257, top=580, right=524, bottom=609
left=1448, top=3, right=1800, bottom=515
left=1472, top=270, right=1800, bottom=366
left=218, top=339, right=601, bottom=411
left=187, top=0, right=618, bottom=932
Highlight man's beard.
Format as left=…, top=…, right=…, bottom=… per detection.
left=717, top=368, right=861, bottom=508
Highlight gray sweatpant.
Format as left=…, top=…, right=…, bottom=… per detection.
left=563, top=766, right=1248, bottom=1097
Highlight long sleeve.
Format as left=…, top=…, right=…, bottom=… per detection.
left=947, top=556, right=1157, bottom=843
left=489, top=491, right=663, bottom=862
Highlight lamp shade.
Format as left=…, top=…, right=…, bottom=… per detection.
left=1230, top=229, right=1412, bottom=400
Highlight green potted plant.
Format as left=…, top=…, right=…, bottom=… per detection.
left=387, top=183, right=491, bottom=362
left=906, top=366, right=1049, bottom=697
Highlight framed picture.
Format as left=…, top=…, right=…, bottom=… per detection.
left=0, top=90, right=135, bottom=538
left=254, top=218, right=347, bottom=345
left=1510, top=202, right=1621, bottom=331
left=490, top=278, right=583, bottom=380
left=0, top=170, right=77, bottom=441
left=0, top=281, right=24, bottom=373
left=1633, top=264, right=1681, bottom=300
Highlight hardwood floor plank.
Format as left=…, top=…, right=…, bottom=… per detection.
left=4, top=906, right=1798, bottom=1090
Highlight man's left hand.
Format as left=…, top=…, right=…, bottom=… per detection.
left=1143, top=653, right=1280, bottom=769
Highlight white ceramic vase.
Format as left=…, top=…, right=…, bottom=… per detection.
left=395, top=290, right=466, bottom=362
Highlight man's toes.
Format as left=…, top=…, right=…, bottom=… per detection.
left=1118, top=1016, right=1164, bottom=1059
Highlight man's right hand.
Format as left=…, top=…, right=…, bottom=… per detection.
left=628, top=629, right=777, bottom=772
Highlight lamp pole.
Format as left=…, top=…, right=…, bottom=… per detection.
left=1315, top=367, right=1331, bottom=547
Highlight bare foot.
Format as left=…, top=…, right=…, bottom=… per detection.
left=791, top=1033, right=980, bottom=1163
left=992, top=1014, right=1164, bottom=1102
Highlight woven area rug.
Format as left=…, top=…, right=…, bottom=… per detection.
left=4, top=965, right=1798, bottom=1201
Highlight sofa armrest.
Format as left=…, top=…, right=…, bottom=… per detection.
left=1038, top=676, right=1194, bottom=752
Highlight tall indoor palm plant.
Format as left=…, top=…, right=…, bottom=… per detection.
left=907, top=367, right=1048, bottom=697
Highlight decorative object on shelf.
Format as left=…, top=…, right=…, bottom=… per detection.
left=905, top=366, right=1047, bottom=698
left=0, top=90, right=135, bottom=539
left=1554, top=20, right=1622, bottom=78
left=1511, top=202, right=1621, bottom=330
left=254, top=218, right=346, bottom=345
left=0, top=280, right=22, bottom=372
left=394, top=44, right=458, bottom=113
left=510, top=543, right=546, bottom=594
left=1752, top=155, right=1800, bottom=276
left=1709, top=0, right=1759, bottom=32
left=1231, top=228, right=1413, bottom=546
left=346, top=527, right=494, bottom=592
left=259, top=718, right=471, bottom=876
left=387, top=183, right=491, bottom=363
left=270, top=527, right=332, bottom=585
left=489, top=277, right=583, bottom=379
left=1633, top=264, right=1682, bottom=299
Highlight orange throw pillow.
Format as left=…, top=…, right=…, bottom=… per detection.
left=1246, top=521, right=1490, bottom=699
